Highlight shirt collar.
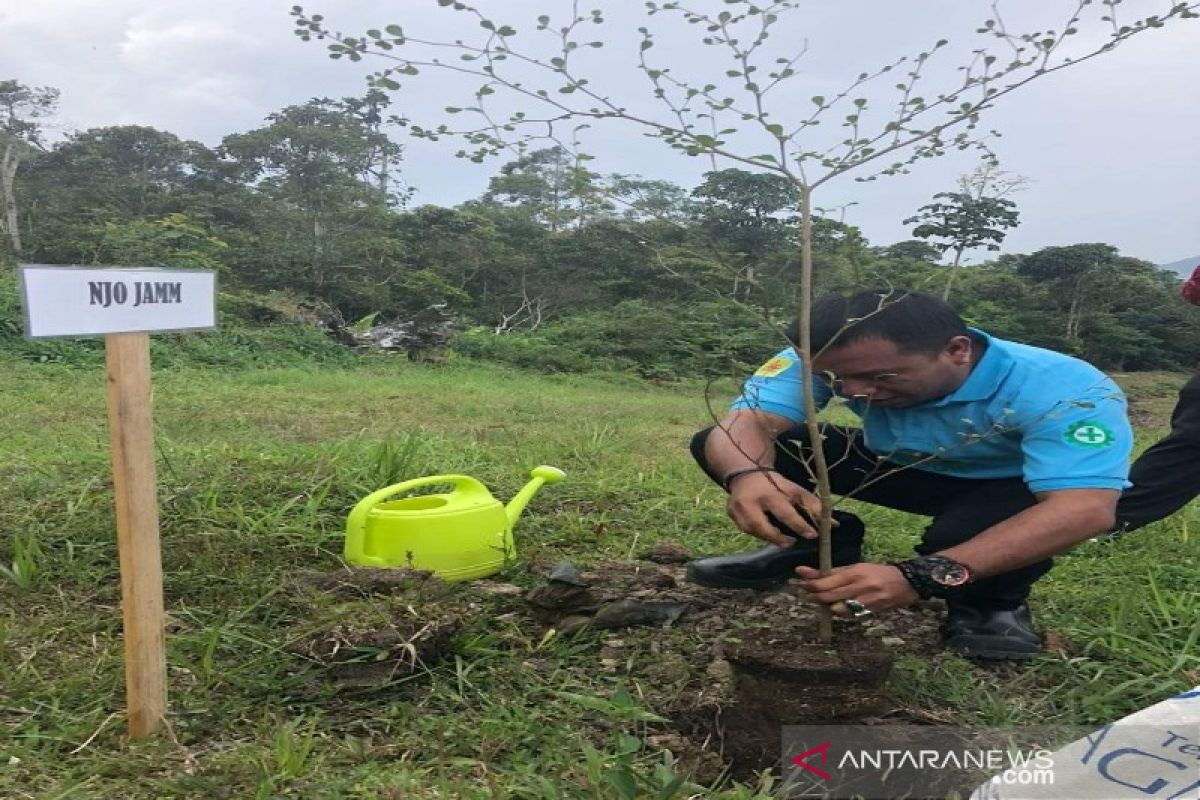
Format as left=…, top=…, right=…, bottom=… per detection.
left=926, top=328, right=1012, bottom=407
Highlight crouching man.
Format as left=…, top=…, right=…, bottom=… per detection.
left=686, top=289, right=1131, bottom=660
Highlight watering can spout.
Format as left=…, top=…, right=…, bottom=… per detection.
left=506, top=465, right=567, bottom=527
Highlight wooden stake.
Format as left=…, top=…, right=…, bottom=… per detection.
left=105, top=332, right=167, bottom=738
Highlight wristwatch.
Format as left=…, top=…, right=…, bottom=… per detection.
left=891, top=555, right=974, bottom=599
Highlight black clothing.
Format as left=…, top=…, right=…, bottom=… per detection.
left=1115, top=373, right=1200, bottom=531
left=691, top=423, right=1051, bottom=610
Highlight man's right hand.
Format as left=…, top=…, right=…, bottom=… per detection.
left=726, top=472, right=825, bottom=546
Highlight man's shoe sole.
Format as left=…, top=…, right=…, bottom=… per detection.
left=944, top=634, right=1041, bottom=661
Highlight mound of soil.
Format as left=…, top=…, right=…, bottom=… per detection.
left=528, top=555, right=943, bottom=779
left=290, top=549, right=946, bottom=779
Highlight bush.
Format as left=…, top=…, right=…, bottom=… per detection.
left=453, top=300, right=783, bottom=379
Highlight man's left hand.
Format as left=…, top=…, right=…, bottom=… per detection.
left=794, top=564, right=919, bottom=616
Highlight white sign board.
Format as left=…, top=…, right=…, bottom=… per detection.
left=19, top=264, right=217, bottom=338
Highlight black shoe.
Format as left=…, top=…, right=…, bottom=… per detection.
left=941, top=603, right=1042, bottom=661
left=685, top=514, right=865, bottom=589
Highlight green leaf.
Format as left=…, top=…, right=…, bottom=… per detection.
left=608, top=769, right=638, bottom=800
left=811, top=95, right=825, bottom=106
left=385, top=24, right=404, bottom=36
left=766, top=123, right=785, bottom=137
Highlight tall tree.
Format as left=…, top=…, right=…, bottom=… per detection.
left=0, top=80, right=58, bottom=257
left=691, top=168, right=797, bottom=302
left=482, top=146, right=610, bottom=230
left=904, top=166, right=1022, bottom=301
left=1016, top=243, right=1122, bottom=342
left=220, top=98, right=406, bottom=297
left=339, top=88, right=411, bottom=205
left=17, top=125, right=220, bottom=265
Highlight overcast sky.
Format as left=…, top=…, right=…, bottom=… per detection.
left=2, top=0, right=1197, bottom=265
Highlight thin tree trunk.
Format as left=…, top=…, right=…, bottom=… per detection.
left=941, top=246, right=965, bottom=301
left=1, top=142, right=22, bottom=256
left=798, top=182, right=835, bottom=643
left=379, top=147, right=389, bottom=202
left=1066, top=294, right=1081, bottom=340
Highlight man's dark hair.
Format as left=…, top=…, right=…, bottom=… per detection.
left=787, top=289, right=969, bottom=355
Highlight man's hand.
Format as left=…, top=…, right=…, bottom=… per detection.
left=726, top=472, right=824, bottom=546
left=794, top=564, right=919, bottom=616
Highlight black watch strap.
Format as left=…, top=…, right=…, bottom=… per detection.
left=720, top=466, right=779, bottom=491
left=891, top=555, right=973, bottom=599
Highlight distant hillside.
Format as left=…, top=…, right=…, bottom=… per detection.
left=1161, top=256, right=1200, bottom=277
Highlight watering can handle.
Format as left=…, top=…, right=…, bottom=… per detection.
left=344, top=475, right=493, bottom=566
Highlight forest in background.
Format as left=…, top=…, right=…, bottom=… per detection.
left=3, top=81, right=1198, bottom=378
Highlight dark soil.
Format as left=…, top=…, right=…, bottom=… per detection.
left=290, top=546, right=947, bottom=780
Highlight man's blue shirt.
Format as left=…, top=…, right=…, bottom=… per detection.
left=731, top=330, right=1132, bottom=493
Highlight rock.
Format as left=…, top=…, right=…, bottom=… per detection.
left=641, top=539, right=693, bottom=564
left=547, top=562, right=588, bottom=586
left=524, top=582, right=601, bottom=612
left=589, top=599, right=689, bottom=630
left=880, top=636, right=906, bottom=647
left=706, top=658, right=735, bottom=682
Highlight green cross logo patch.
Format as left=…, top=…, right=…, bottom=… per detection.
left=1065, top=421, right=1115, bottom=448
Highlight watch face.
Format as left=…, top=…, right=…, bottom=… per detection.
left=930, top=560, right=971, bottom=587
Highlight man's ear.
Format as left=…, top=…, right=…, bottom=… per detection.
left=944, top=335, right=973, bottom=366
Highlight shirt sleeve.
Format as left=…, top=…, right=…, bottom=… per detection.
left=1018, top=372, right=1132, bottom=493
left=730, top=347, right=832, bottom=423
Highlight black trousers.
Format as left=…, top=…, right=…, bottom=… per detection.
left=691, top=424, right=1052, bottom=610
left=1114, top=373, right=1200, bottom=531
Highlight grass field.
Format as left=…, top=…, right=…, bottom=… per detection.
left=1, top=358, right=1197, bottom=798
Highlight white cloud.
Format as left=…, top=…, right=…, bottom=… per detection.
left=119, top=17, right=259, bottom=68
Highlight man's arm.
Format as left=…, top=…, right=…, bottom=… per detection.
left=795, top=488, right=1117, bottom=613
left=936, top=488, right=1118, bottom=577
left=705, top=409, right=793, bottom=477
left=706, top=410, right=825, bottom=544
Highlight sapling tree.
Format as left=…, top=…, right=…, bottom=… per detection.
left=292, top=0, right=1198, bottom=640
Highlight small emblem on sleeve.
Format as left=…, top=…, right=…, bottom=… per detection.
left=1065, top=420, right=1116, bottom=448
left=754, top=357, right=794, bottom=377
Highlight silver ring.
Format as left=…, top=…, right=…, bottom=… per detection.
left=844, top=599, right=873, bottom=619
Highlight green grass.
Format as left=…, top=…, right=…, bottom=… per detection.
left=1, top=360, right=1197, bottom=798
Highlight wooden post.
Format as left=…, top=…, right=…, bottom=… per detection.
left=105, top=332, right=167, bottom=738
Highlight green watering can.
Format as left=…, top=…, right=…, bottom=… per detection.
left=344, top=466, right=566, bottom=582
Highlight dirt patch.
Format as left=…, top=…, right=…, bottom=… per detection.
left=288, top=547, right=944, bottom=778
left=287, top=568, right=465, bottom=690
left=524, top=554, right=942, bottom=779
